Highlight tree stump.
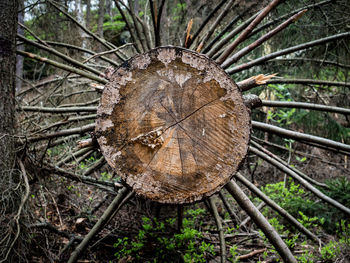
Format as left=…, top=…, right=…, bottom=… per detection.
left=96, top=47, right=250, bottom=204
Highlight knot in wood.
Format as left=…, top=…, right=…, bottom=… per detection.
left=131, top=128, right=164, bottom=149
left=96, top=46, right=251, bottom=204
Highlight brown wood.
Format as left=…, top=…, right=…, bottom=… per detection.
left=96, top=47, right=250, bottom=204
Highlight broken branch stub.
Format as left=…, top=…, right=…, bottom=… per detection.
left=96, top=46, right=250, bottom=204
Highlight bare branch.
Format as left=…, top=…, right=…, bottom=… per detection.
left=235, top=172, right=320, bottom=243
left=225, top=180, right=298, bottom=263
left=261, top=100, right=350, bottom=115
left=67, top=187, right=129, bottom=263
left=190, top=0, right=227, bottom=47
left=196, top=0, right=236, bottom=52
left=265, top=78, right=350, bottom=89
left=221, top=9, right=307, bottom=69
left=250, top=139, right=329, bottom=188
left=18, top=106, right=97, bottom=113
left=216, top=0, right=282, bottom=65
left=17, top=34, right=103, bottom=76
left=252, top=121, right=350, bottom=153
left=17, top=50, right=108, bottom=84
left=207, top=12, right=259, bottom=58
left=227, top=32, right=350, bottom=74
left=250, top=146, right=350, bottom=216
left=27, top=123, right=95, bottom=142
left=209, top=197, right=226, bottom=263
left=237, top=74, right=277, bottom=91
left=267, top=58, right=350, bottom=69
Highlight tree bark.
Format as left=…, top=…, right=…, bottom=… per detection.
left=0, top=0, right=17, bottom=180
left=97, top=0, right=105, bottom=51
left=0, top=0, right=19, bottom=261
left=16, top=0, right=24, bottom=93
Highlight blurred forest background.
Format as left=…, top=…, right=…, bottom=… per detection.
left=1, top=0, right=350, bottom=262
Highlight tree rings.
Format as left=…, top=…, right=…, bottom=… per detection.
left=96, top=47, right=250, bottom=204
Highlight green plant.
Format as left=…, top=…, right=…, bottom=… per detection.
left=113, top=208, right=215, bottom=262
left=228, top=245, right=239, bottom=263
left=320, top=240, right=341, bottom=262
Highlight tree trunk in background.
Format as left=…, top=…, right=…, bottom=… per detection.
left=0, top=0, right=17, bottom=177
left=16, top=0, right=24, bottom=93
left=105, top=0, right=112, bottom=19
left=75, top=0, right=88, bottom=50
left=0, top=0, right=21, bottom=261
left=98, top=0, right=105, bottom=38
left=97, top=0, right=105, bottom=51
left=86, top=0, right=91, bottom=29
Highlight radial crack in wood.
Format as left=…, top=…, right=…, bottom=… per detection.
left=96, top=47, right=250, bottom=204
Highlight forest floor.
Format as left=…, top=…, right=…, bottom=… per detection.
left=27, top=143, right=350, bottom=263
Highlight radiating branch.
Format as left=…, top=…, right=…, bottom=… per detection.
left=267, top=58, right=350, bottom=69
left=209, top=197, right=226, bottom=263
left=225, top=180, right=297, bottom=263
left=18, top=106, right=97, bottom=113
left=67, top=187, right=129, bottom=263
left=207, top=12, right=259, bottom=58
left=227, top=32, right=350, bottom=74
left=17, top=50, right=108, bottom=84
left=261, top=100, right=350, bottom=115
left=265, top=78, right=350, bottom=89
left=196, top=0, right=236, bottom=52
left=216, top=0, right=282, bottom=65
left=235, top=172, right=320, bottom=243
left=237, top=74, right=276, bottom=91
left=155, top=0, right=165, bottom=47
left=114, top=0, right=142, bottom=53
left=48, top=0, right=119, bottom=54
left=249, top=0, right=332, bottom=38
left=250, top=146, right=350, bottom=216
left=17, top=34, right=103, bottom=76
left=190, top=0, right=227, bottom=47
left=252, top=121, right=350, bottom=153
left=250, top=140, right=329, bottom=188
left=202, top=13, right=243, bottom=54
left=27, top=123, right=95, bottom=142
left=221, top=9, right=307, bottom=69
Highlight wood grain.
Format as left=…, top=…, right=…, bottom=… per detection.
left=96, top=47, right=250, bottom=204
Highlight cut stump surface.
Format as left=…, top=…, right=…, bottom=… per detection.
left=96, top=47, right=250, bottom=204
